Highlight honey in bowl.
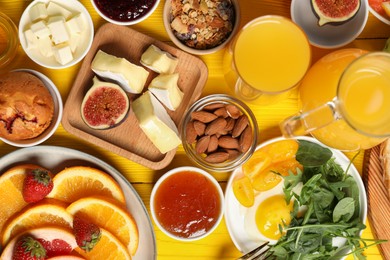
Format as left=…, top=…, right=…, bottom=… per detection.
left=151, top=168, right=223, bottom=240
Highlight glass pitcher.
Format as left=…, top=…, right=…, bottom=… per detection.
left=280, top=49, right=390, bottom=151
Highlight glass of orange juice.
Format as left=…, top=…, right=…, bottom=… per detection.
left=223, top=15, right=311, bottom=106
left=280, top=49, right=390, bottom=151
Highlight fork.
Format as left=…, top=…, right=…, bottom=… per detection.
left=236, top=242, right=274, bottom=260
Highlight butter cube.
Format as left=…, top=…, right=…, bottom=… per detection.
left=148, top=73, right=183, bottom=111
left=29, top=2, right=48, bottom=22
left=47, top=16, right=69, bottom=45
left=53, top=44, right=73, bottom=65
left=38, top=36, right=53, bottom=57
left=24, top=29, right=39, bottom=49
left=68, top=34, right=80, bottom=52
left=132, top=91, right=181, bottom=154
left=140, top=45, right=178, bottom=74
left=66, top=13, right=85, bottom=34
left=30, top=20, right=50, bottom=39
left=91, top=50, right=149, bottom=94
left=46, top=2, right=73, bottom=19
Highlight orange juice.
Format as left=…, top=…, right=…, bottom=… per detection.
left=233, top=16, right=311, bottom=93
left=299, top=49, right=388, bottom=150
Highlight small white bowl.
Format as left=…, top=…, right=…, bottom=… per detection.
left=291, top=0, right=369, bottom=49
left=0, top=69, right=63, bottom=147
left=163, top=0, right=240, bottom=55
left=90, top=0, right=160, bottom=26
left=150, top=166, right=224, bottom=241
left=18, top=0, right=94, bottom=69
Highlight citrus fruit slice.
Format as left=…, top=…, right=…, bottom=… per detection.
left=1, top=227, right=77, bottom=259
left=66, top=197, right=138, bottom=256
left=48, top=166, right=126, bottom=205
left=0, top=164, right=47, bottom=233
left=1, top=199, right=73, bottom=246
left=48, top=256, right=86, bottom=260
left=74, top=228, right=131, bottom=260
left=232, top=176, right=254, bottom=207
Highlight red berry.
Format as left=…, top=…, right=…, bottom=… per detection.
left=73, top=215, right=101, bottom=252
left=36, top=238, right=72, bottom=258
left=13, top=235, right=46, bottom=260
left=22, top=169, right=54, bottom=203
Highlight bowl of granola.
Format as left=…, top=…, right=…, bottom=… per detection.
left=163, top=0, right=240, bottom=55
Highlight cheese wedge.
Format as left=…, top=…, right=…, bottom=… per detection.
left=148, top=73, right=183, bottom=111
left=140, top=45, right=178, bottom=74
left=91, top=50, right=149, bottom=94
left=132, top=91, right=181, bottom=154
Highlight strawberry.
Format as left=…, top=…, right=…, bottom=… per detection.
left=36, top=238, right=73, bottom=258
left=73, top=215, right=101, bottom=252
left=22, top=168, right=54, bottom=203
left=12, top=235, right=46, bottom=260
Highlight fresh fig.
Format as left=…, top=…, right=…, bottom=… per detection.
left=81, top=77, right=130, bottom=129
left=311, top=0, right=360, bottom=26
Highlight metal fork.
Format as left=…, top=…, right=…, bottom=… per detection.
left=236, top=242, right=274, bottom=260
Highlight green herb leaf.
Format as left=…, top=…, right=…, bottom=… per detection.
left=296, top=140, right=332, bottom=167
left=333, top=197, right=355, bottom=223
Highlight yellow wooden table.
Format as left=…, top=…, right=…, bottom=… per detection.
left=1, top=0, right=389, bottom=259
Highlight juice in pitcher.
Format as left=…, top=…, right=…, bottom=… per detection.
left=299, top=49, right=389, bottom=150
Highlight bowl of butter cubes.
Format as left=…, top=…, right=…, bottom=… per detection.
left=18, top=0, right=94, bottom=69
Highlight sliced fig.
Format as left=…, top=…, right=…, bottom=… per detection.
left=311, top=0, right=360, bottom=26
left=81, top=77, right=130, bottom=130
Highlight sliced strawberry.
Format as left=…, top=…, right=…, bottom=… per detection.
left=36, top=238, right=73, bottom=258
left=72, top=216, right=101, bottom=252
left=23, top=168, right=54, bottom=203
left=13, top=235, right=46, bottom=260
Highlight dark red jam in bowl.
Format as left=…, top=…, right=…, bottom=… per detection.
left=153, top=170, right=222, bottom=239
left=94, top=0, right=158, bottom=22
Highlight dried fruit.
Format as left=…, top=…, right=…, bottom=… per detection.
left=81, top=77, right=130, bottom=130
left=311, top=0, right=360, bottom=26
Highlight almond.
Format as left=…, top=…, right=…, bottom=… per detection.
left=207, top=135, right=219, bottom=153
left=196, top=135, right=210, bottom=154
left=191, top=111, right=218, bottom=123
left=186, top=121, right=198, bottom=144
left=205, top=117, right=227, bottom=136
left=239, top=126, right=253, bottom=153
left=226, top=104, right=241, bottom=119
left=232, top=115, right=249, bottom=138
left=193, top=120, right=206, bottom=136
left=203, top=103, right=225, bottom=111
left=218, top=135, right=239, bottom=149
left=224, top=117, right=236, bottom=132
left=225, top=149, right=240, bottom=160
left=204, top=152, right=230, bottom=163
left=214, top=107, right=229, bottom=118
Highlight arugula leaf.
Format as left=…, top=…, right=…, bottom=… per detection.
left=296, top=140, right=332, bottom=167
left=333, top=197, right=355, bottom=222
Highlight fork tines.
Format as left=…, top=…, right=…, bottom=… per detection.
left=237, top=241, right=272, bottom=260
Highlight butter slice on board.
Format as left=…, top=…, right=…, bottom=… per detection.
left=132, top=91, right=181, bottom=154
left=148, top=73, right=183, bottom=111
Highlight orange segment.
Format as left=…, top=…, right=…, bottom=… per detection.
left=232, top=176, right=254, bottom=207
left=48, top=166, right=126, bottom=205
left=66, top=197, right=138, bottom=256
left=242, top=150, right=272, bottom=179
left=1, top=199, right=73, bottom=246
left=75, top=228, right=131, bottom=260
left=0, top=164, right=47, bottom=234
left=266, top=139, right=299, bottom=163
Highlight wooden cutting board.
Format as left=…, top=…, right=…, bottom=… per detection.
left=363, top=145, right=390, bottom=259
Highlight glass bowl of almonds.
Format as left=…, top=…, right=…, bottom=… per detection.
left=181, top=94, right=259, bottom=172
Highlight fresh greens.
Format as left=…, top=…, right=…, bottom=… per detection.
left=267, top=140, right=386, bottom=259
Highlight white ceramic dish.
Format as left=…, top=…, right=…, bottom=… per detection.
left=90, top=0, right=160, bottom=26
left=150, top=166, right=224, bottom=241
left=18, top=0, right=94, bottom=69
left=0, top=69, right=63, bottom=147
left=291, top=0, right=369, bottom=49
left=0, top=146, right=157, bottom=259
left=224, top=136, right=367, bottom=255
left=368, top=5, right=390, bottom=25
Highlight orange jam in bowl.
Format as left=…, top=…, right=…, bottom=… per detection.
left=150, top=167, right=224, bottom=241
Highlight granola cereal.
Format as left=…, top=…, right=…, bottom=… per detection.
left=170, top=0, right=235, bottom=50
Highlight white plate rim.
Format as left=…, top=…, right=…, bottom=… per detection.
left=224, top=136, right=368, bottom=254
left=0, top=145, right=157, bottom=259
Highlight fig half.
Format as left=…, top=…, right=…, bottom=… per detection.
left=81, top=77, right=130, bottom=130
left=312, top=0, right=360, bottom=26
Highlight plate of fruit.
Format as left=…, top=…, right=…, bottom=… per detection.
left=368, top=0, right=390, bottom=24
left=0, top=146, right=156, bottom=259
left=224, top=136, right=368, bottom=258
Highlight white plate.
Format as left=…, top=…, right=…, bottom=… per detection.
left=0, top=146, right=156, bottom=260
left=224, top=136, right=367, bottom=254
left=368, top=6, right=390, bottom=25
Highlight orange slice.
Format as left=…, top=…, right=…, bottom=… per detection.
left=1, top=226, right=77, bottom=259
left=75, top=228, right=131, bottom=260
left=66, top=197, right=138, bottom=256
left=48, top=166, right=126, bottom=205
left=1, top=199, right=73, bottom=246
left=232, top=176, right=254, bottom=207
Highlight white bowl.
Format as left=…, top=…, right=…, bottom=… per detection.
left=0, top=69, right=63, bottom=147
left=90, top=0, right=160, bottom=26
left=368, top=5, right=390, bottom=25
left=291, top=0, right=369, bottom=49
left=150, top=166, right=224, bottom=241
left=163, top=0, right=240, bottom=55
left=18, top=0, right=94, bottom=69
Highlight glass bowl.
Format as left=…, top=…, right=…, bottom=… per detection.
left=0, top=12, right=18, bottom=69
left=181, top=94, right=259, bottom=172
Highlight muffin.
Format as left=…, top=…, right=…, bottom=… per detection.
left=0, top=71, right=54, bottom=141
